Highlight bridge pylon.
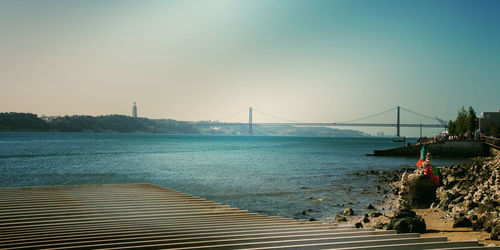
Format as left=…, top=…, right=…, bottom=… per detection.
left=397, top=106, right=400, bottom=137
left=249, top=107, right=253, bottom=135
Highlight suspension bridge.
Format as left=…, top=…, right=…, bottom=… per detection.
left=211, top=106, right=448, bottom=137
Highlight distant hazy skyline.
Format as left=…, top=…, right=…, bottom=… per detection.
left=1, top=0, right=499, bottom=136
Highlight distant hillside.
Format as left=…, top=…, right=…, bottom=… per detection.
left=258, top=125, right=369, bottom=137
left=197, top=123, right=368, bottom=137
left=0, top=113, right=198, bottom=134
left=0, top=112, right=368, bottom=137
left=0, top=113, right=49, bottom=131
left=48, top=115, right=199, bottom=134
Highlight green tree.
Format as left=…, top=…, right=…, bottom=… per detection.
left=448, top=120, right=455, bottom=135
left=455, top=106, right=468, bottom=135
left=0, top=112, right=49, bottom=131
left=466, top=106, right=478, bottom=133
left=448, top=106, right=478, bottom=136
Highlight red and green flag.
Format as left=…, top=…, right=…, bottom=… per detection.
left=416, top=144, right=425, bottom=167
left=431, top=165, right=440, bottom=186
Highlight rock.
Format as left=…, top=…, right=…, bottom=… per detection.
left=400, top=173, right=437, bottom=209
left=452, top=196, right=463, bottom=203
left=490, top=224, right=500, bottom=240
left=363, top=217, right=370, bottom=223
left=477, top=200, right=500, bottom=214
left=464, top=200, right=477, bottom=210
left=472, top=216, right=485, bottom=231
left=386, top=156, right=500, bottom=235
left=392, top=218, right=410, bottom=233
left=391, top=216, right=426, bottom=234
left=355, top=222, right=363, bottom=228
left=366, top=204, right=375, bottom=210
left=387, top=209, right=426, bottom=234
left=484, top=217, right=497, bottom=233
left=489, top=221, right=500, bottom=240
left=393, top=209, right=417, bottom=219
left=453, top=217, right=472, bottom=228
left=470, top=214, right=478, bottom=221
left=309, top=218, right=317, bottom=221
left=370, top=212, right=383, bottom=218
left=334, top=214, right=347, bottom=222
left=343, top=207, right=354, bottom=216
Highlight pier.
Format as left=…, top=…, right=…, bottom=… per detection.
left=0, top=184, right=487, bottom=249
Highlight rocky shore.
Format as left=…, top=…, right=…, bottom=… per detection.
left=329, top=154, right=500, bottom=246
left=321, top=169, right=406, bottom=228
left=434, top=155, right=500, bottom=240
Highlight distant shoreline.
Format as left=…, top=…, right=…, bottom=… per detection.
left=0, top=112, right=369, bottom=137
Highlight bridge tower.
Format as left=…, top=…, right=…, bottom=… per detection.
left=396, top=106, right=400, bottom=137
left=249, top=107, right=253, bottom=135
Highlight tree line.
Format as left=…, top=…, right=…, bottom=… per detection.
left=0, top=113, right=49, bottom=131
left=0, top=112, right=368, bottom=136
left=447, top=106, right=478, bottom=136
left=0, top=112, right=199, bottom=134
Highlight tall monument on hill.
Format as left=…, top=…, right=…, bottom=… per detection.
left=132, top=102, right=137, bottom=118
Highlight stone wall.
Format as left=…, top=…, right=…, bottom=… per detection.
left=374, top=140, right=490, bottom=158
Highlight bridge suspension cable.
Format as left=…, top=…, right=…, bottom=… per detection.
left=211, top=106, right=445, bottom=132
left=399, top=106, right=440, bottom=121
left=254, top=106, right=401, bottom=124
left=252, top=108, right=301, bottom=123
left=337, top=107, right=397, bottom=123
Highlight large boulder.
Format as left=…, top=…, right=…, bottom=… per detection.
left=400, top=173, right=437, bottom=209
left=387, top=209, right=426, bottom=234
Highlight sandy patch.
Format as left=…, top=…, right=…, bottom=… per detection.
left=415, top=208, right=500, bottom=246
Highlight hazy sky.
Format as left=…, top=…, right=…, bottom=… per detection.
left=1, top=0, right=499, bottom=135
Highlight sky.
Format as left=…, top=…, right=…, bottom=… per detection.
left=0, top=0, right=499, bottom=136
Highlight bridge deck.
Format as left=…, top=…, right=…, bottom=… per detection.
left=208, top=122, right=445, bottom=128
left=0, top=184, right=486, bottom=249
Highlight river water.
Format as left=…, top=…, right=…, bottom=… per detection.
left=0, top=132, right=463, bottom=219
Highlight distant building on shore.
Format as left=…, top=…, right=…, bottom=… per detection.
left=479, top=110, right=500, bottom=136
left=132, top=102, right=137, bottom=118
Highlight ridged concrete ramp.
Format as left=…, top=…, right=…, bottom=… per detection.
left=0, top=184, right=488, bottom=249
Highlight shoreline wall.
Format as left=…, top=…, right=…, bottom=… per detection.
left=373, top=140, right=490, bottom=158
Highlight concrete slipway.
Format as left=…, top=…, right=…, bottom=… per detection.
left=0, top=184, right=496, bottom=249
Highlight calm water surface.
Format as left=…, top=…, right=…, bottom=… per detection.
left=0, top=132, right=464, bottom=219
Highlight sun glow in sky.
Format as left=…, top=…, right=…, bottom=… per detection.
left=1, top=0, right=499, bottom=135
